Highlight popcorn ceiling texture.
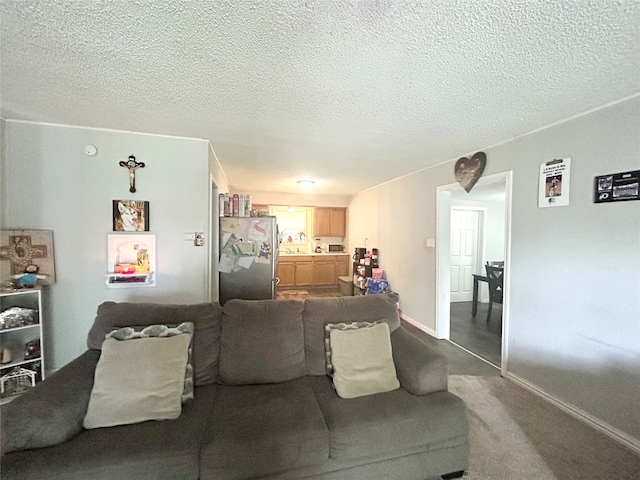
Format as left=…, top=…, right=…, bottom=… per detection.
left=1, top=0, right=639, bottom=195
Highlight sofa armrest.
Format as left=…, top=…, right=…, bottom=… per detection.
left=391, top=327, right=448, bottom=395
left=1, top=349, right=100, bottom=456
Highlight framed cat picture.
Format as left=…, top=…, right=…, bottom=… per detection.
left=112, top=200, right=150, bottom=232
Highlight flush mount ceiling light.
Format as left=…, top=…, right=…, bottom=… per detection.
left=297, top=180, right=315, bottom=190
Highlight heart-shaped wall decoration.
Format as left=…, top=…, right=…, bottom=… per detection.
left=455, top=152, right=486, bottom=193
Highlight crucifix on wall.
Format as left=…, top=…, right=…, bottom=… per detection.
left=119, top=155, right=145, bottom=193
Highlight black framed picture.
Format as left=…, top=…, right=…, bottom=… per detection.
left=594, top=170, right=639, bottom=203
left=112, top=200, right=149, bottom=232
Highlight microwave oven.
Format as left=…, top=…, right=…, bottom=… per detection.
left=327, top=244, right=345, bottom=252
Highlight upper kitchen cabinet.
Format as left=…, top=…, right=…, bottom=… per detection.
left=314, top=208, right=346, bottom=237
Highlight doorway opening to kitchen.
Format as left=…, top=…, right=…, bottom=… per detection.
left=435, top=171, right=512, bottom=375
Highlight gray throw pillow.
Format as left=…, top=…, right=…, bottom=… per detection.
left=219, top=299, right=305, bottom=385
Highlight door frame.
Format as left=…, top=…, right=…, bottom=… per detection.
left=449, top=207, right=486, bottom=302
left=209, top=174, right=220, bottom=302
left=435, top=171, right=513, bottom=376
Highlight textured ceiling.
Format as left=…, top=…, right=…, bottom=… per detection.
left=1, top=0, right=639, bottom=196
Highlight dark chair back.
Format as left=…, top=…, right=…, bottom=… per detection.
left=485, top=265, right=504, bottom=304
left=486, top=261, right=505, bottom=268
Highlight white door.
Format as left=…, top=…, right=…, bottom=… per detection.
left=450, top=209, right=481, bottom=302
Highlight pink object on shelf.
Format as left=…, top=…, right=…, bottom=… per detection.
left=372, top=268, right=384, bottom=279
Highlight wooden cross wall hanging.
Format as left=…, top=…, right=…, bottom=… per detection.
left=119, top=155, right=145, bottom=193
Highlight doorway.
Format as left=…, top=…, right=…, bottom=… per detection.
left=450, top=208, right=484, bottom=303
left=436, top=171, right=512, bottom=375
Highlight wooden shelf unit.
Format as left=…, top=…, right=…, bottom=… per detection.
left=1, top=288, right=45, bottom=403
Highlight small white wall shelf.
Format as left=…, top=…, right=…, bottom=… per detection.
left=105, top=271, right=155, bottom=288
left=106, top=234, right=156, bottom=288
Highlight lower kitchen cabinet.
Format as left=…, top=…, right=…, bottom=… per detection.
left=276, top=262, right=295, bottom=287
left=295, top=259, right=314, bottom=286
left=277, top=256, right=313, bottom=287
left=277, top=255, right=349, bottom=288
left=336, top=256, right=350, bottom=277
left=313, top=260, right=336, bottom=285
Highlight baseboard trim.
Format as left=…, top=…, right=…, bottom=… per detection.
left=506, top=372, right=640, bottom=456
left=400, top=314, right=436, bottom=337
left=448, top=340, right=501, bottom=371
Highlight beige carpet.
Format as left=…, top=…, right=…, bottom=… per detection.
left=447, top=375, right=640, bottom=480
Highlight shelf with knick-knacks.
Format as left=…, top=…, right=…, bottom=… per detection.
left=106, top=234, right=156, bottom=288
left=0, top=287, right=45, bottom=403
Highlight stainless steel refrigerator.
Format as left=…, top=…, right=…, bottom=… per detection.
left=219, top=216, right=278, bottom=305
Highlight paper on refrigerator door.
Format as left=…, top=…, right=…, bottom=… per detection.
left=237, top=256, right=254, bottom=269
left=218, top=253, right=234, bottom=273
left=249, top=219, right=271, bottom=242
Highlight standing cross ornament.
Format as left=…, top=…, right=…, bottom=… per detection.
left=119, top=155, right=145, bottom=193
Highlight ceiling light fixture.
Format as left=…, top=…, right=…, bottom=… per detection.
left=297, top=180, right=315, bottom=190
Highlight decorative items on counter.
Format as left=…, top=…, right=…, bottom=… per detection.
left=352, top=247, right=393, bottom=296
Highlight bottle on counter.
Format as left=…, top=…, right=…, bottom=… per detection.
left=371, top=248, right=379, bottom=267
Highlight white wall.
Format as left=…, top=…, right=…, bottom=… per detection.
left=348, top=96, right=640, bottom=443
left=1, top=121, right=213, bottom=369
left=250, top=192, right=350, bottom=208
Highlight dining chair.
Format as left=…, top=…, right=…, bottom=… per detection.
left=485, top=265, right=504, bottom=323
left=486, top=260, right=505, bottom=267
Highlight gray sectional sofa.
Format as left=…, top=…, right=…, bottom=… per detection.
left=1, top=294, right=468, bottom=479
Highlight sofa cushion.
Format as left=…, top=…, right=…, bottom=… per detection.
left=1, top=350, right=99, bottom=456
left=330, top=322, right=400, bottom=399
left=309, top=375, right=468, bottom=463
left=83, top=333, right=191, bottom=429
left=391, top=327, right=448, bottom=395
left=1, top=385, right=217, bottom=480
left=87, top=301, right=221, bottom=386
left=219, top=299, right=306, bottom=385
left=201, top=377, right=329, bottom=479
left=303, top=294, right=401, bottom=375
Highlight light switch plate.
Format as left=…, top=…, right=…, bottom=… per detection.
left=426, top=238, right=436, bottom=248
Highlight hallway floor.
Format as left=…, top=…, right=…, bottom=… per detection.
left=450, top=301, right=502, bottom=367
